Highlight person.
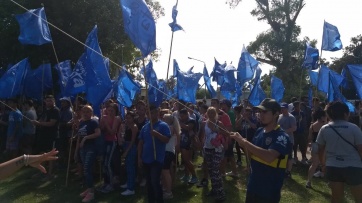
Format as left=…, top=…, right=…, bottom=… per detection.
left=21, top=99, right=37, bottom=154
left=98, top=103, right=121, bottom=193
left=161, top=113, right=180, bottom=199
left=32, top=95, right=60, bottom=180
left=0, top=148, right=58, bottom=180
left=179, top=108, right=198, bottom=184
left=306, top=110, right=326, bottom=188
left=317, top=102, right=362, bottom=203
left=135, top=100, right=148, bottom=187
left=5, top=99, right=23, bottom=159
left=202, top=107, right=229, bottom=202
left=120, top=111, right=138, bottom=196
left=138, top=104, right=171, bottom=203
left=291, top=101, right=308, bottom=164
left=75, top=105, right=101, bottom=203
left=278, top=102, right=296, bottom=178
left=231, top=98, right=291, bottom=203
left=57, top=97, right=73, bottom=169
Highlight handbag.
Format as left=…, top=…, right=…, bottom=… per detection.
left=328, top=124, right=360, bottom=152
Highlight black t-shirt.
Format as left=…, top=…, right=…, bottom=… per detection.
left=78, top=118, right=99, bottom=146
left=37, top=106, right=60, bottom=139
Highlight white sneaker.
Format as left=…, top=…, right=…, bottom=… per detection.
left=313, top=171, right=324, bottom=178
left=120, top=183, right=128, bottom=189
left=121, top=189, right=135, bottom=196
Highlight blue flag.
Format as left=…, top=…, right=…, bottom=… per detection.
left=248, top=78, right=266, bottom=107
left=203, top=66, right=216, bottom=98
left=340, top=68, right=350, bottom=89
left=15, top=7, right=52, bottom=45
left=322, top=21, right=343, bottom=51
left=24, top=63, right=53, bottom=101
left=173, top=59, right=180, bottom=77
left=211, top=58, right=226, bottom=86
left=237, top=46, right=258, bottom=85
left=347, top=64, right=362, bottom=99
left=328, top=72, right=354, bottom=113
left=271, top=75, right=284, bottom=103
left=84, top=26, right=112, bottom=115
left=0, top=58, right=29, bottom=99
left=104, top=57, right=110, bottom=74
left=120, top=0, right=156, bottom=57
left=302, top=43, right=319, bottom=69
left=169, top=2, right=183, bottom=32
left=309, top=69, right=319, bottom=87
left=116, top=69, right=141, bottom=107
left=54, top=60, right=72, bottom=96
left=141, top=60, right=163, bottom=107
left=64, top=54, right=87, bottom=96
left=317, top=65, right=330, bottom=93
left=220, top=65, right=236, bottom=92
left=177, top=70, right=202, bottom=104
left=232, top=82, right=242, bottom=107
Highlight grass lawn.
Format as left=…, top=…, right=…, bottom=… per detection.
left=0, top=155, right=355, bottom=203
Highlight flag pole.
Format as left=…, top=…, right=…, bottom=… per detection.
left=142, top=59, right=157, bottom=161
left=166, top=31, right=175, bottom=81
left=41, top=60, right=45, bottom=109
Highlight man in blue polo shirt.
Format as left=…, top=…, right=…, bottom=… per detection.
left=138, top=104, right=171, bottom=203
left=232, top=98, right=291, bottom=203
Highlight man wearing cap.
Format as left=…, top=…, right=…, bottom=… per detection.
left=231, top=98, right=291, bottom=203
left=278, top=102, right=296, bottom=178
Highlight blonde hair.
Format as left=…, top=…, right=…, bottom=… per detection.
left=206, top=107, right=218, bottom=120
left=162, top=114, right=181, bottom=135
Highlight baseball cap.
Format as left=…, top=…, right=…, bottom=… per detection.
left=220, top=99, right=232, bottom=108
left=280, top=102, right=288, bottom=109
left=253, top=98, right=281, bottom=112
left=60, top=97, right=71, bottom=103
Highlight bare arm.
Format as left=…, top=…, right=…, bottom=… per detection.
left=32, top=119, right=57, bottom=127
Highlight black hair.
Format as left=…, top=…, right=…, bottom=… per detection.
left=201, top=104, right=208, bottom=111
left=313, top=109, right=326, bottom=120
left=24, top=99, right=34, bottom=107
left=355, top=100, right=360, bottom=108
left=211, top=98, right=219, bottom=104
left=326, top=101, right=349, bottom=121
left=179, top=108, right=188, bottom=115
left=234, top=106, right=242, bottom=114
left=44, top=95, right=55, bottom=100
left=291, top=97, right=298, bottom=103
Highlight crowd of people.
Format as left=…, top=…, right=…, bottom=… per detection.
left=0, top=94, right=362, bottom=203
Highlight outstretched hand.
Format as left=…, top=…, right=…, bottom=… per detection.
left=29, top=149, right=59, bottom=173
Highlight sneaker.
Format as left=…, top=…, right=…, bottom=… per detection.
left=139, top=179, right=146, bottom=187
left=80, top=189, right=89, bottom=197
left=100, top=184, right=114, bottom=193
left=313, top=171, right=324, bottom=178
left=163, top=192, right=173, bottom=200
left=180, top=175, right=190, bottom=183
left=120, top=183, right=128, bottom=189
left=196, top=179, right=208, bottom=188
left=305, top=182, right=312, bottom=189
left=82, top=192, right=94, bottom=203
left=121, top=189, right=135, bottom=196
left=188, top=176, right=198, bottom=184
left=226, top=172, right=240, bottom=178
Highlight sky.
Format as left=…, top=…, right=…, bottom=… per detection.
left=152, top=0, right=362, bottom=80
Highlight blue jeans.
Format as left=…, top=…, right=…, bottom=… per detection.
left=143, top=161, right=163, bottom=203
left=80, top=144, right=97, bottom=188
left=124, top=142, right=136, bottom=190
left=103, top=141, right=116, bottom=185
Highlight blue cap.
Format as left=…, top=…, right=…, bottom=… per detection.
left=280, top=102, right=288, bottom=108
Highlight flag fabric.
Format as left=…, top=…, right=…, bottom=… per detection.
left=347, top=64, right=362, bottom=99
left=203, top=66, right=216, bottom=98
left=141, top=60, right=163, bottom=107
left=221, top=64, right=236, bottom=91
left=169, top=3, right=183, bottom=32
left=173, top=59, right=180, bottom=77
left=317, top=65, right=330, bottom=93
left=24, top=63, right=53, bottom=101
left=54, top=60, right=72, bottom=96
left=232, top=82, right=242, bottom=107
left=211, top=58, right=226, bottom=86
left=116, top=69, right=141, bottom=107
left=64, top=53, right=87, bottom=96
left=271, top=75, right=285, bottom=103
left=309, top=69, right=319, bottom=86
left=0, top=58, right=29, bottom=99
left=84, top=26, right=112, bottom=115
left=248, top=78, right=266, bottom=107
left=177, top=70, right=202, bottom=104
left=104, top=57, right=110, bottom=74
left=237, top=46, right=258, bottom=85
left=120, top=0, right=156, bottom=57
left=322, top=21, right=343, bottom=51
left=340, top=68, right=350, bottom=89
left=328, top=72, right=355, bottom=113
left=15, top=7, right=52, bottom=45
left=302, top=43, right=319, bottom=69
